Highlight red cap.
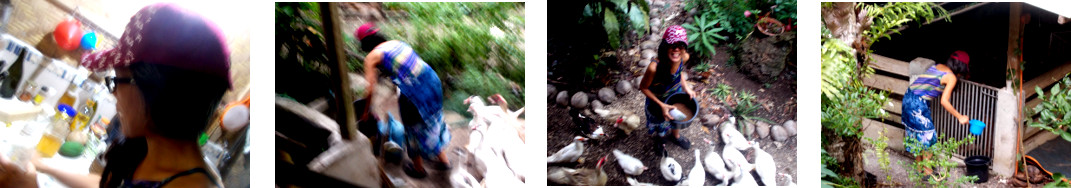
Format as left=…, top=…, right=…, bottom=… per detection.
left=662, top=25, right=688, bottom=45
left=80, top=3, right=231, bottom=88
left=951, top=50, right=970, bottom=65
left=354, top=23, right=379, bottom=41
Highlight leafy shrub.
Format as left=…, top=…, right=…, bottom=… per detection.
left=1028, top=73, right=1071, bottom=142
left=901, top=135, right=979, bottom=187
left=682, top=12, right=727, bottom=58
left=580, top=0, right=650, bottom=49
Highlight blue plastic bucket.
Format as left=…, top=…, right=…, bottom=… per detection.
left=969, top=119, right=986, bottom=136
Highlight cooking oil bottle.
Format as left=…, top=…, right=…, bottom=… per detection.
left=70, top=99, right=96, bottom=131
left=37, top=104, right=75, bottom=158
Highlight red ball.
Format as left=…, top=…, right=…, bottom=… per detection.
left=53, top=19, right=83, bottom=51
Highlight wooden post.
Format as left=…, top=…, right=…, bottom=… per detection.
left=319, top=2, right=358, bottom=140
left=992, top=2, right=1023, bottom=178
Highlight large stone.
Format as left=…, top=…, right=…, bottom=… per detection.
left=598, top=87, right=616, bottom=103
left=756, top=121, right=771, bottom=139
left=771, top=125, right=789, bottom=141
left=639, top=58, right=651, bottom=67
left=742, top=120, right=755, bottom=137
left=701, top=114, right=722, bottom=127
left=548, top=84, right=558, bottom=100
left=616, top=81, right=633, bottom=95
left=650, top=18, right=662, bottom=32
left=783, top=120, right=797, bottom=136
left=591, top=100, right=604, bottom=110
left=556, top=91, right=570, bottom=106
left=642, top=49, right=658, bottom=60
left=738, top=31, right=796, bottom=82
left=571, top=92, right=590, bottom=108
left=641, top=40, right=659, bottom=50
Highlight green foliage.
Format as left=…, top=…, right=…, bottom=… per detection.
left=821, top=149, right=860, bottom=188
left=709, top=83, right=733, bottom=101
left=375, top=2, right=525, bottom=115
left=771, top=0, right=797, bottom=24
left=820, top=35, right=862, bottom=100
left=864, top=127, right=893, bottom=184
left=901, top=135, right=979, bottom=187
left=686, top=0, right=761, bottom=41
left=276, top=2, right=329, bottom=75
left=859, top=2, right=948, bottom=46
left=822, top=84, right=888, bottom=138
left=682, top=11, right=728, bottom=58
left=691, top=62, right=713, bottom=73
left=1028, top=73, right=1071, bottom=142
left=580, top=0, right=650, bottom=49
left=1044, top=173, right=1070, bottom=188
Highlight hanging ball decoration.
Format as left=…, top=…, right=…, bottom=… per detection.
left=53, top=19, right=83, bottom=51
left=80, top=32, right=97, bottom=50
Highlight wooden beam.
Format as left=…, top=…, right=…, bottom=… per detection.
left=863, top=74, right=908, bottom=96
left=888, top=3, right=992, bottom=36
left=321, top=2, right=358, bottom=140
left=1022, top=62, right=1071, bottom=98
left=885, top=98, right=903, bottom=117
left=1022, top=131, right=1060, bottom=153
left=869, top=54, right=910, bottom=77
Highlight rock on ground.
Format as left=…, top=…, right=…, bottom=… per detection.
left=783, top=120, right=797, bottom=136
left=771, top=125, right=788, bottom=141
left=591, top=100, right=604, bottom=110
left=598, top=87, right=617, bottom=103
left=556, top=91, right=570, bottom=106
left=616, top=81, right=633, bottom=95
left=756, top=121, right=771, bottom=139
left=572, top=92, right=590, bottom=108
left=548, top=84, right=558, bottom=100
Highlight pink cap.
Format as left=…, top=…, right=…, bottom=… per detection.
left=354, top=23, right=379, bottom=41
left=81, top=3, right=231, bottom=88
left=951, top=50, right=970, bottom=65
left=663, top=25, right=688, bottom=45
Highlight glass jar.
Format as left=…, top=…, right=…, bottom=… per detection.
left=37, top=104, right=75, bottom=158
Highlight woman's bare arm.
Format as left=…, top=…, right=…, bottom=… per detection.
left=940, top=74, right=968, bottom=124
left=34, top=162, right=101, bottom=188
left=361, top=50, right=383, bottom=119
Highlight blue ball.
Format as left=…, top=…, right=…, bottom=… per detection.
left=80, top=32, right=97, bottom=50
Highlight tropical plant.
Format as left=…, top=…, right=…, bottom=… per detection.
left=1028, top=73, right=1071, bottom=142
left=771, top=0, right=797, bottom=25
left=1044, top=173, right=1070, bottom=188
left=685, top=0, right=759, bottom=41
left=901, top=135, right=979, bottom=187
left=708, top=83, right=733, bottom=102
left=821, top=149, right=860, bottom=188
left=859, top=2, right=949, bottom=47
left=682, top=11, right=727, bottom=58
left=579, top=0, right=650, bottom=49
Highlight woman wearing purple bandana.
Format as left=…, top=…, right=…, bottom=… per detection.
left=639, top=25, right=698, bottom=150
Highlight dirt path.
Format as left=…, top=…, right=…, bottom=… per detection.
left=546, top=0, right=797, bottom=186
left=863, top=148, right=1012, bottom=187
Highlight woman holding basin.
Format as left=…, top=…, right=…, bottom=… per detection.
left=639, top=25, right=699, bottom=150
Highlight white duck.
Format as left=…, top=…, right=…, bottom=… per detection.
left=704, top=147, right=732, bottom=186
left=678, top=149, right=706, bottom=186
left=611, top=149, right=647, bottom=176
left=722, top=144, right=751, bottom=181
left=613, top=114, right=643, bottom=135
left=721, top=120, right=751, bottom=151
left=626, top=177, right=656, bottom=186
left=779, top=173, right=796, bottom=186
left=659, top=145, right=682, bottom=182
left=548, top=136, right=588, bottom=163
left=751, top=141, right=777, bottom=186
left=731, top=167, right=759, bottom=186
left=450, top=150, right=481, bottom=188
left=589, top=126, right=606, bottom=140
left=547, top=155, right=608, bottom=186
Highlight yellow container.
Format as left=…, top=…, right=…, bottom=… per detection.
left=36, top=134, right=63, bottom=158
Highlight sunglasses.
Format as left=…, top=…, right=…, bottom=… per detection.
left=105, top=76, right=134, bottom=93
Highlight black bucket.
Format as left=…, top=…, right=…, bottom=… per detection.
left=965, top=156, right=990, bottom=183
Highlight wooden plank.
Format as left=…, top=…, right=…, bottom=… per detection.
left=885, top=98, right=903, bottom=116
left=1022, top=62, right=1071, bottom=98
left=869, top=54, right=910, bottom=77
left=1022, top=130, right=1060, bottom=153
left=863, top=74, right=908, bottom=96
left=862, top=118, right=905, bottom=152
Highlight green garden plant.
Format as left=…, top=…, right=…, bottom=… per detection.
left=682, top=11, right=727, bottom=58
left=1029, top=73, right=1071, bottom=142
left=901, top=135, right=979, bottom=187
left=579, top=0, right=650, bottom=49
